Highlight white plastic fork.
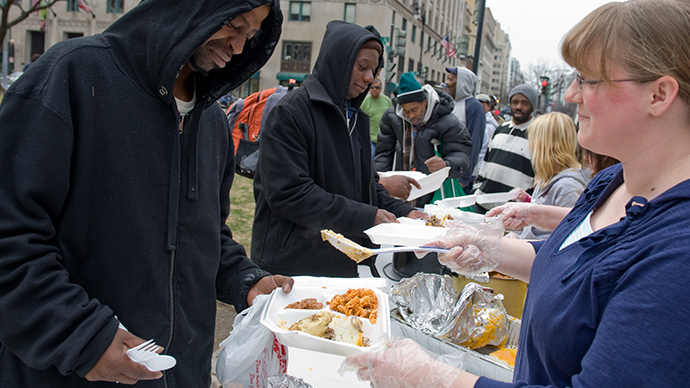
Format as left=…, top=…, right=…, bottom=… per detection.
left=126, top=340, right=177, bottom=371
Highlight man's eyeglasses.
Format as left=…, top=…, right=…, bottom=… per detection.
left=371, top=86, right=381, bottom=90
left=574, top=72, right=650, bottom=90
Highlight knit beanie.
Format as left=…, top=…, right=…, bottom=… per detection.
left=396, top=72, right=427, bottom=105
left=509, top=84, right=538, bottom=112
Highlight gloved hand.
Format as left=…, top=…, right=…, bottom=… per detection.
left=486, top=202, right=536, bottom=231
left=339, top=337, right=461, bottom=388
left=422, top=217, right=504, bottom=276
left=509, top=187, right=531, bottom=202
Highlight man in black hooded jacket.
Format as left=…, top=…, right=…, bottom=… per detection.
left=252, top=21, right=427, bottom=278
left=0, top=1, right=293, bottom=386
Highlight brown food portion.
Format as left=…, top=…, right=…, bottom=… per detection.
left=327, top=288, right=378, bottom=324
left=488, top=271, right=512, bottom=279
left=285, top=298, right=324, bottom=309
left=425, top=214, right=453, bottom=227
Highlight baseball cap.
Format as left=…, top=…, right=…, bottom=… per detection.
left=476, top=94, right=491, bottom=103
left=445, top=67, right=457, bottom=75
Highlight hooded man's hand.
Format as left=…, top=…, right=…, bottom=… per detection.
left=247, top=275, right=294, bottom=306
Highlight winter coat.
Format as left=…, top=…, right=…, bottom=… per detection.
left=519, top=168, right=591, bottom=240
left=251, top=21, right=414, bottom=278
left=448, top=67, right=486, bottom=188
left=374, top=86, right=472, bottom=186
left=0, top=0, right=281, bottom=387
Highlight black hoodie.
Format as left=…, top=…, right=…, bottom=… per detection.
left=0, top=0, right=280, bottom=386
left=252, top=21, right=414, bottom=277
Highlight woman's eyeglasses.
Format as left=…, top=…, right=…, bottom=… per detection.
left=574, top=73, right=650, bottom=90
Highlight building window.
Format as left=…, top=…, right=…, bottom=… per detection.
left=408, top=58, right=414, bottom=73
left=65, top=32, right=83, bottom=39
left=66, top=0, right=78, bottom=12
left=344, top=3, right=356, bottom=23
left=402, top=18, right=407, bottom=31
left=411, top=25, right=416, bottom=43
left=281, top=41, right=312, bottom=73
left=106, top=0, right=124, bottom=13
left=289, top=1, right=311, bottom=22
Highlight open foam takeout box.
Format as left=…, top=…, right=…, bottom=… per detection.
left=260, top=277, right=391, bottom=357
left=379, top=166, right=449, bottom=201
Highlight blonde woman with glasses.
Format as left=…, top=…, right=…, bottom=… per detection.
left=343, top=1, right=690, bottom=387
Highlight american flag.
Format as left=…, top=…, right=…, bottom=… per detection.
left=440, top=35, right=456, bottom=58
left=77, top=0, right=93, bottom=14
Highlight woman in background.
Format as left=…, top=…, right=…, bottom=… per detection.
left=503, top=112, right=589, bottom=240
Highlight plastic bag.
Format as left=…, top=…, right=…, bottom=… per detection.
left=216, top=294, right=288, bottom=388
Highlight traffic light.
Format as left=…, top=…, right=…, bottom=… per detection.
left=385, top=60, right=396, bottom=84
left=540, top=76, right=550, bottom=95
left=394, top=28, right=407, bottom=57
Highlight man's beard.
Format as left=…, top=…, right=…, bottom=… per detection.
left=512, top=108, right=532, bottom=124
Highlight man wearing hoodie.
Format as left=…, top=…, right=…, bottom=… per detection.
left=374, top=72, right=473, bottom=206
left=444, top=66, right=486, bottom=190
left=0, top=1, right=293, bottom=386
left=474, top=84, right=539, bottom=212
left=252, top=22, right=426, bottom=278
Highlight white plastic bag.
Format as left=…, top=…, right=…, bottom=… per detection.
left=216, top=294, right=288, bottom=388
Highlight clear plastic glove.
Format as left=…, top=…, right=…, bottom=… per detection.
left=421, top=217, right=504, bottom=276
left=509, top=187, right=531, bottom=202
left=486, top=202, right=535, bottom=231
left=339, top=337, right=461, bottom=388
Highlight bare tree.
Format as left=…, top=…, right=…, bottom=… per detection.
left=527, top=60, right=576, bottom=113
left=1, top=0, right=66, bottom=47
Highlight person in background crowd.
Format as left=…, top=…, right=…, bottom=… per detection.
left=252, top=22, right=426, bottom=278
left=489, top=147, right=619, bottom=235
left=489, top=94, right=506, bottom=125
left=361, top=77, right=392, bottom=157
left=474, top=94, right=499, bottom=178
left=445, top=66, right=486, bottom=191
left=375, top=72, right=472, bottom=206
left=344, top=1, right=690, bottom=387
left=0, top=1, right=294, bottom=386
left=473, top=84, right=538, bottom=212
left=497, top=112, right=590, bottom=240
left=22, top=52, right=41, bottom=71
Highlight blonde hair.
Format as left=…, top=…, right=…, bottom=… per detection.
left=561, top=0, right=690, bottom=107
left=528, top=112, right=581, bottom=186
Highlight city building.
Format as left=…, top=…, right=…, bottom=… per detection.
left=5, top=0, right=515, bottom=100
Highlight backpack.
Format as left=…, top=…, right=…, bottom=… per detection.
left=227, top=83, right=295, bottom=178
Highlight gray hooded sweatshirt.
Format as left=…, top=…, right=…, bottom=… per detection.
left=519, top=168, right=592, bottom=240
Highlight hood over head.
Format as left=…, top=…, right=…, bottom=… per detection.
left=101, top=0, right=282, bottom=107
left=452, top=66, right=478, bottom=102
left=308, top=20, right=384, bottom=109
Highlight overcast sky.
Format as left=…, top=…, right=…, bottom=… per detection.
left=486, top=0, right=614, bottom=70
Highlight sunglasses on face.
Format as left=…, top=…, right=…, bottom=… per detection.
left=371, top=86, right=381, bottom=90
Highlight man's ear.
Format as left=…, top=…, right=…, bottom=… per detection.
left=649, top=75, right=680, bottom=117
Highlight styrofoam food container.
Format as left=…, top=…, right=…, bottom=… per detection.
left=435, top=191, right=518, bottom=208
left=435, top=194, right=478, bottom=208
left=476, top=191, right=518, bottom=205
left=380, top=167, right=449, bottom=201
left=364, top=223, right=448, bottom=246
left=260, top=285, right=390, bottom=357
